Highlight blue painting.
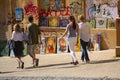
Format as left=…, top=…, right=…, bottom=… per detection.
left=15, top=8, right=23, bottom=21
left=39, top=17, right=48, bottom=26
left=59, top=18, right=69, bottom=27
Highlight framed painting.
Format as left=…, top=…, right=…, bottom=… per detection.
left=39, top=17, right=48, bottom=27
left=40, top=37, right=46, bottom=54
left=49, top=17, right=59, bottom=27
left=15, top=8, right=23, bottom=21
left=89, top=20, right=95, bottom=29
left=96, top=18, right=107, bottom=29
left=45, top=37, right=57, bottom=54
left=49, top=0, right=65, bottom=10
left=107, top=19, right=116, bottom=29
left=59, top=18, right=69, bottom=27
left=57, top=37, right=68, bottom=53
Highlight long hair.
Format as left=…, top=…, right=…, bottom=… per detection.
left=69, top=15, right=76, bottom=30
left=13, top=24, right=21, bottom=32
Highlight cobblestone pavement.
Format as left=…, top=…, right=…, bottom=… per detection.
left=0, top=49, right=120, bottom=80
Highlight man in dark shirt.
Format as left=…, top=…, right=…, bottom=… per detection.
left=27, top=15, right=41, bottom=67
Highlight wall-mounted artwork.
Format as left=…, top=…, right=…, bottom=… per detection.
left=39, top=17, right=48, bottom=26
left=96, top=18, right=107, bottom=29
left=49, top=17, right=59, bottom=27
left=49, top=0, right=65, bottom=10
left=59, top=18, right=69, bottom=27
left=15, top=8, right=23, bottom=21
left=89, top=20, right=95, bottom=29
left=107, top=19, right=116, bottom=29
left=45, top=37, right=57, bottom=54
left=57, top=37, right=68, bottom=53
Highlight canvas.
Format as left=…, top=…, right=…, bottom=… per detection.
left=39, top=17, right=48, bottom=26
left=107, top=19, right=116, bottom=29
left=57, top=37, right=68, bottom=53
left=89, top=20, right=95, bottom=29
left=49, top=17, right=59, bottom=27
left=59, top=18, right=69, bottom=27
left=45, top=37, right=57, bottom=54
left=96, top=18, right=107, bottom=29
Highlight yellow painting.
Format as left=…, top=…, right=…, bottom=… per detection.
left=49, top=17, right=59, bottom=27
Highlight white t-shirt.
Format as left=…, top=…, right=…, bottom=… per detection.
left=11, top=31, right=24, bottom=41
left=78, top=22, right=91, bottom=42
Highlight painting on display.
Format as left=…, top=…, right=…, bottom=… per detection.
left=39, top=17, right=48, bottom=26
left=89, top=20, right=95, bottom=29
left=49, top=17, right=59, bottom=27
left=96, top=18, right=107, bottom=29
left=49, top=0, right=65, bottom=10
left=15, top=8, right=23, bottom=21
left=107, top=19, right=116, bottom=29
left=59, top=18, right=69, bottom=27
left=57, top=37, right=68, bottom=53
left=40, top=37, right=46, bottom=54
left=45, top=37, right=57, bottom=54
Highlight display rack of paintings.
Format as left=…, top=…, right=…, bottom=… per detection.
left=39, top=16, right=48, bottom=27
left=96, top=18, right=107, bottom=29
left=59, top=18, right=69, bottom=27
left=49, top=0, right=65, bottom=11
left=57, top=37, right=68, bottom=53
left=89, top=20, right=95, bottom=29
left=107, top=19, right=116, bottom=29
left=45, top=37, right=57, bottom=54
left=49, top=17, right=59, bottom=27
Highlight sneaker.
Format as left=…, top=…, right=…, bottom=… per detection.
left=35, top=59, right=39, bottom=67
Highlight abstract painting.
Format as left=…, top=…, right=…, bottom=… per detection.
left=39, top=17, right=48, bottom=26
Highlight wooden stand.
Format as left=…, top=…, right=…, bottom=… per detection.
left=116, top=17, right=120, bottom=57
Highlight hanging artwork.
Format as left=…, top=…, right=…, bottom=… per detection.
left=15, top=8, right=23, bottom=21
left=40, top=37, right=46, bottom=54
left=107, top=19, right=116, bottom=29
left=59, top=18, right=69, bottom=27
left=96, top=18, right=107, bottom=29
left=89, top=20, right=95, bottom=29
left=39, top=17, right=48, bottom=26
left=49, top=17, right=59, bottom=27
left=45, top=37, right=57, bottom=54
left=57, top=37, right=68, bottom=53
left=49, top=0, right=65, bottom=10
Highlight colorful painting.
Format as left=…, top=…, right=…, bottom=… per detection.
left=89, top=20, right=95, bottom=29
left=49, top=0, right=65, bottom=10
left=59, top=18, right=69, bottom=27
left=96, top=18, right=107, bottom=29
left=39, top=17, right=48, bottom=26
left=57, top=37, right=68, bottom=53
left=107, top=19, right=116, bottom=29
left=45, top=37, right=57, bottom=54
left=15, top=8, right=23, bottom=21
left=49, top=17, right=59, bottom=27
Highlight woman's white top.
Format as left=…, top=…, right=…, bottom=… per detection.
left=11, top=31, right=24, bottom=41
left=78, top=22, right=91, bottom=42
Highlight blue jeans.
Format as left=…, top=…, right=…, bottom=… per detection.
left=80, top=39, right=90, bottom=62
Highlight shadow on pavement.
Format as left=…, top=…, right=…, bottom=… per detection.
left=25, top=62, right=72, bottom=69
left=90, top=59, right=120, bottom=64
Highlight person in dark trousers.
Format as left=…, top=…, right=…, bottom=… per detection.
left=26, top=15, right=42, bottom=67
left=78, top=15, right=91, bottom=63
left=60, top=15, right=79, bottom=65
